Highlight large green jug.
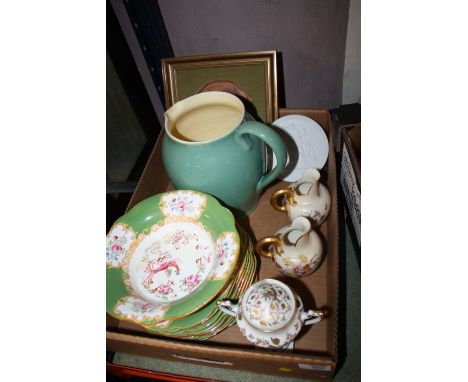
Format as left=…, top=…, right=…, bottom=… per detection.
left=162, top=91, right=287, bottom=217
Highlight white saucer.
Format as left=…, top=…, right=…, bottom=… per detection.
left=271, top=115, right=329, bottom=182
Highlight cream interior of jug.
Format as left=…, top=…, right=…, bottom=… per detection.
left=165, top=91, right=244, bottom=142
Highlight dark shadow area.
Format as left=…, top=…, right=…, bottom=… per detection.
left=107, top=371, right=173, bottom=382
left=239, top=95, right=262, bottom=123
left=269, top=124, right=300, bottom=181
left=343, top=194, right=361, bottom=269
left=332, top=103, right=361, bottom=271
left=276, top=51, right=286, bottom=109
left=107, top=1, right=160, bottom=144
left=274, top=276, right=317, bottom=341
left=107, top=0, right=163, bottom=231
left=331, top=106, right=351, bottom=374
left=314, top=228, right=328, bottom=269
left=335, top=182, right=348, bottom=374
left=107, top=193, right=132, bottom=232
left=122, top=0, right=174, bottom=106
left=236, top=213, right=256, bottom=240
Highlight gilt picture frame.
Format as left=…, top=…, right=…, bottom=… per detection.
left=161, top=50, right=278, bottom=124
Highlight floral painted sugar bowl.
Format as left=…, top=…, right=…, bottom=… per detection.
left=217, top=279, right=324, bottom=349
left=255, top=217, right=323, bottom=278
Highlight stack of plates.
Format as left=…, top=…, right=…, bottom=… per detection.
left=106, top=190, right=258, bottom=340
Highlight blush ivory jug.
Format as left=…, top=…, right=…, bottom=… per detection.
left=270, top=168, right=331, bottom=226
left=162, top=91, right=287, bottom=216
left=255, top=217, right=323, bottom=278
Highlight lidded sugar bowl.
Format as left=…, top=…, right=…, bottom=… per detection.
left=217, top=279, right=324, bottom=349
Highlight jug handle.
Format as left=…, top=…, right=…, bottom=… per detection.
left=255, top=236, right=284, bottom=259
left=270, top=189, right=297, bottom=212
left=216, top=300, right=238, bottom=317
left=236, top=121, right=287, bottom=192
left=301, top=309, right=325, bottom=325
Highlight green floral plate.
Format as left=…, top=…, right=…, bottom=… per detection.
left=106, top=190, right=240, bottom=327
left=171, top=254, right=258, bottom=340
left=145, top=241, right=258, bottom=339
left=129, top=224, right=257, bottom=339
left=153, top=237, right=254, bottom=333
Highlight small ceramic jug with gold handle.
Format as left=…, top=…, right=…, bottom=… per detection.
left=270, top=168, right=331, bottom=226
left=255, top=217, right=323, bottom=278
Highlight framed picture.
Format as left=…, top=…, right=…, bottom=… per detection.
left=162, top=50, right=278, bottom=124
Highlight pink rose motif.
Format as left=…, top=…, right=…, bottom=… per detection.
left=178, top=200, right=185, bottom=211
left=293, top=264, right=309, bottom=276
left=157, top=283, right=173, bottom=295
left=171, top=234, right=182, bottom=246
left=185, top=274, right=200, bottom=286
left=130, top=300, right=152, bottom=314
left=140, top=302, right=152, bottom=312
left=111, top=244, right=123, bottom=252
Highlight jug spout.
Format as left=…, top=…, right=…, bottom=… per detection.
left=296, top=169, right=321, bottom=197
left=164, top=99, right=187, bottom=131
left=285, top=230, right=310, bottom=249
left=284, top=217, right=311, bottom=248
left=164, top=112, right=173, bottom=131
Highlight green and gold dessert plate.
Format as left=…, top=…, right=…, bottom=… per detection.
left=144, top=227, right=258, bottom=339
left=147, top=242, right=251, bottom=333
left=106, top=190, right=240, bottom=328
left=153, top=226, right=252, bottom=331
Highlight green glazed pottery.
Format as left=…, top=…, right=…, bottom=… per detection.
left=106, top=190, right=240, bottom=327
left=162, top=91, right=287, bottom=217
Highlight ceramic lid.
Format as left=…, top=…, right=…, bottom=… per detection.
left=271, top=115, right=329, bottom=181
left=241, top=279, right=296, bottom=332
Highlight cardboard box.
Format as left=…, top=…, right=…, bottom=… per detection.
left=107, top=108, right=340, bottom=381
left=336, top=123, right=361, bottom=248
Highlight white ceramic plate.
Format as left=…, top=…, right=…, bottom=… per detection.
left=271, top=115, right=329, bottom=182
left=128, top=221, right=216, bottom=304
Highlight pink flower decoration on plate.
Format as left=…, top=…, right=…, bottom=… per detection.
left=185, top=274, right=200, bottom=285
left=106, top=224, right=135, bottom=268
left=160, top=191, right=206, bottom=219
left=158, top=283, right=174, bottom=295
left=213, top=232, right=238, bottom=280
left=114, top=295, right=167, bottom=323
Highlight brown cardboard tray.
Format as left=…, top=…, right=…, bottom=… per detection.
left=337, top=123, right=361, bottom=187
left=107, top=109, right=340, bottom=381
left=336, top=123, right=361, bottom=247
